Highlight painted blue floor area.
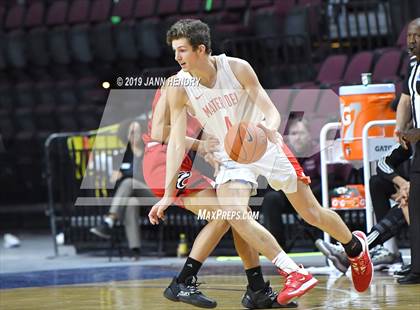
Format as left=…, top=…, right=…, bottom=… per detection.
left=0, top=265, right=177, bottom=290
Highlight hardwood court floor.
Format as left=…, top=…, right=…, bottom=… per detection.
left=1, top=274, right=419, bottom=310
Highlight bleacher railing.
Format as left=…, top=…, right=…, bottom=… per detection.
left=44, top=131, right=213, bottom=257
left=324, top=0, right=417, bottom=53
left=44, top=130, right=323, bottom=256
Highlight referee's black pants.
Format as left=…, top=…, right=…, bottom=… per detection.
left=409, top=141, right=420, bottom=274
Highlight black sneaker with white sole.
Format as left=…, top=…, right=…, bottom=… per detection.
left=394, top=264, right=411, bottom=278
left=90, top=223, right=111, bottom=239
left=163, top=276, right=217, bottom=308
left=242, top=281, right=298, bottom=309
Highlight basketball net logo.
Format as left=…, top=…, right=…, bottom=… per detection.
left=176, top=171, right=192, bottom=189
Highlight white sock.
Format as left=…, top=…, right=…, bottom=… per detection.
left=104, top=216, right=114, bottom=228
left=272, top=251, right=304, bottom=274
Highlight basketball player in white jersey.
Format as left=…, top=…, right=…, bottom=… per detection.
left=148, top=87, right=297, bottom=309
left=149, top=19, right=373, bottom=304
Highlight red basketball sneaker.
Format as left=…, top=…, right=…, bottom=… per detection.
left=277, top=266, right=318, bottom=305
left=348, top=231, right=373, bottom=292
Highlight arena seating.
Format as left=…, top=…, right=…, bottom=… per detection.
left=292, top=54, right=349, bottom=89
left=0, top=0, right=417, bottom=217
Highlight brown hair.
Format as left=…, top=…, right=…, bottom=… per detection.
left=166, top=19, right=212, bottom=54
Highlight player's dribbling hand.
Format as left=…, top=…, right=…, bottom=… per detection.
left=148, top=196, right=173, bottom=225
left=257, top=123, right=283, bottom=147
left=198, top=134, right=219, bottom=156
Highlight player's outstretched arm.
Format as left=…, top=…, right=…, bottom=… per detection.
left=149, top=86, right=188, bottom=225
left=165, top=87, right=188, bottom=193
left=150, top=86, right=171, bottom=143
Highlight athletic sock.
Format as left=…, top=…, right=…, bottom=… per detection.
left=245, top=266, right=265, bottom=291
left=272, top=251, right=302, bottom=274
left=342, top=234, right=363, bottom=258
left=177, top=257, right=202, bottom=284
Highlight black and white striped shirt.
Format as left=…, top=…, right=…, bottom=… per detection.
left=403, top=55, right=420, bottom=128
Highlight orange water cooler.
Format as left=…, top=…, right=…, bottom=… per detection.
left=339, top=84, right=396, bottom=160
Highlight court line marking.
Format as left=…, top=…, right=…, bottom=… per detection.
left=216, top=252, right=323, bottom=261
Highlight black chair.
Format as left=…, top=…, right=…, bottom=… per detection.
left=4, top=3, right=26, bottom=69
left=68, top=0, right=93, bottom=64
left=47, top=1, right=72, bottom=65
left=25, top=2, right=50, bottom=67
left=89, top=0, right=116, bottom=63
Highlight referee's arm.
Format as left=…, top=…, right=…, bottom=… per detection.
left=395, top=94, right=412, bottom=148
left=396, top=94, right=412, bottom=130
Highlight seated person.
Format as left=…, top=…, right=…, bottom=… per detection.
left=316, top=143, right=411, bottom=273
left=261, top=116, right=350, bottom=248
left=90, top=117, right=156, bottom=259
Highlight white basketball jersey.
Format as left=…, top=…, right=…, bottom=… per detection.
left=177, top=54, right=302, bottom=194
left=177, top=54, right=264, bottom=159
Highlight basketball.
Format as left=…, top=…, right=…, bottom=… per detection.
left=224, top=122, right=268, bottom=164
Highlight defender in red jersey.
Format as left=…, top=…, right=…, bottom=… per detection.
left=142, top=88, right=213, bottom=206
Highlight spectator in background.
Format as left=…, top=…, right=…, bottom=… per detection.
left=90, top=116, right=155, bottom=260
left=261, top=116, right=351, bottom=248
left=369, top=143, right=410, bottom=263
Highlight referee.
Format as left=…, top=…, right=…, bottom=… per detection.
left=395, top=17, right=420, bottom=285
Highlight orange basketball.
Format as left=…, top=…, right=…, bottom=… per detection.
left=224, top=122, right=268, bottom=164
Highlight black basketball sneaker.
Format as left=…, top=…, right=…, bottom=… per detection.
left=163, top=276, right=217, bottom=308
left=241, top=281, right=298, bottom=309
